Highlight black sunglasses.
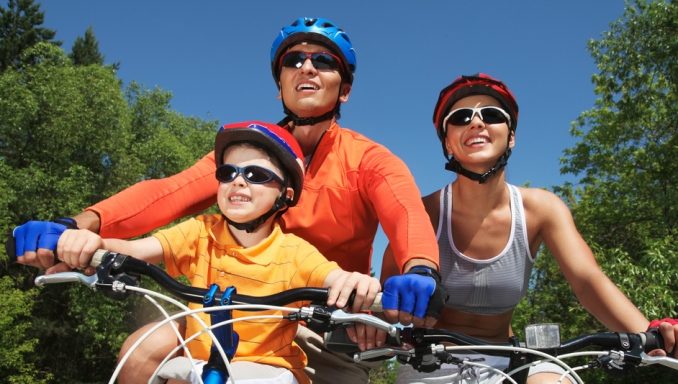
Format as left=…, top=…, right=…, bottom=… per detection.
left=216, top=164, right=284, bottom=185
left=443, top=106, right=511, bottom=128
left=279, top=51, right=344, bottom=72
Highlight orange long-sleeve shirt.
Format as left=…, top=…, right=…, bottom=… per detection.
left=88, top=122, right=438, bottom=273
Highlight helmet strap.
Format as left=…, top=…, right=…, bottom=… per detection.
left=223, top=196, right=290, bottom=233
left=283, top=104, right=337, bottom=126
left=279, top=86, right=342, bottom=126
left=443, top=132, right=513, bottom=184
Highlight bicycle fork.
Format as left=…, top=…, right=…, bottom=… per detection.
left=201, top=285, right=239, bottom=384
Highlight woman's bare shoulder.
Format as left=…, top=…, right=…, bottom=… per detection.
left=517, top=186, right=572, bottom=219
left=422, top=189, right=442, bottom=207
left=422, top=189, right=443, bottom=230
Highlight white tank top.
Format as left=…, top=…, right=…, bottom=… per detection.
left=438, top=183, right=535, bottom=315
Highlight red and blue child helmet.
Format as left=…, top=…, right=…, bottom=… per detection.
left=215, top=121, right=305, bottom=207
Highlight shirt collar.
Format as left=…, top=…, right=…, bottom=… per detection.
left=208, top=219, right=283, bottom=266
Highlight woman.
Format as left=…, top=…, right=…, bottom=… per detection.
left=381, top=74, right=678, bottom=383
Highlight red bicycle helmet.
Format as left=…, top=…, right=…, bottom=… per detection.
left=433, top=74, right=519, bottom=143
left=431, top=74, right=520, bottom=184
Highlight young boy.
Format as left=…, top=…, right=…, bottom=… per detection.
left=55, top=121, right=382, bottom=384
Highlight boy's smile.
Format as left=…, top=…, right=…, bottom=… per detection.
left=217, top=146, right=291, bottom=226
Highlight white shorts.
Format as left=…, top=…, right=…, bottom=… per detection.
left=155, top=358, right=299, bottom=384
left=396, top=352, right=575, bottom=384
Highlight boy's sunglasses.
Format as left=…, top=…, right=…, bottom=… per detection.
left=216, top=164, right=284, bottom=185
left=280, top=51, right=344, bottom=72
left=443, top=106, right=511, bottom=128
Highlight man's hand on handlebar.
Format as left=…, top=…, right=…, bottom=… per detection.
left=8, top=219, right=78, bottom=270
left=347, top=324, right=384, bottom=351
left=8, top=212, right=101, bottom=270
left=381, top=265, right=449, bottom=328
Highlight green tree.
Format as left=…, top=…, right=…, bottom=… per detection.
left=0, top=42, right=217, bottom=383
left=369, top=359, right=399, bottom=384
left=0, top=0, right=59, bottom=72
left=69, top=25, right=119, bottom=70
left=0, top=276, right=48, bottom=384
left=559, top=0, right=678, bottom=254
left=514, top=1, right=678, bottom=382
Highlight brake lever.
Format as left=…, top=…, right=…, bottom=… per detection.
left=328, top=309, right=399, bottom=338
left=354, top=346, right=413, bottom=362
left=35, top=272, right=99, bottom=289
left=640, top=353, right=678, bottom=370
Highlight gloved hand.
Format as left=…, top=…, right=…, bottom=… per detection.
left=647, top=318, right=678, bottom=330
left=381, top=266, right=449, bottom=327
left=647, top=318, right=678, bottom=358
left=6, top=218, right=78, bottom=265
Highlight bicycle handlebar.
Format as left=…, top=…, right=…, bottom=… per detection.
left=33, top=249, right=677, bottom=382
left=34, top=249, right=395, bottom=336
left=95, top=249, right=333, bottom=305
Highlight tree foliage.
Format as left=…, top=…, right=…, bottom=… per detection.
left=559, top=0, right=678, bottom=254
left=69, top=25, right=119, bottom=70
left=0, top=42, right=217, bottom=383
left=0, top=0, right=59, bottom=72
left=369, top=359, right=399, bottom=384
left=514, top=1, right=678, bottom=382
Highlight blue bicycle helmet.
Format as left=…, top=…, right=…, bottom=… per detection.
left=270, top=17, right=357, bottom=86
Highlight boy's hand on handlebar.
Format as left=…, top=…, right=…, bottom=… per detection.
left=54, top=229, right=103, bottom=271
left=382, top=266, right=449, bottom=327
left=324, top=270, right=381, bottom=312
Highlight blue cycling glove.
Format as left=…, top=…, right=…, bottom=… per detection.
left=382, top=266, right=449, bottom=319
left=6, top=218, right=78, bottom=262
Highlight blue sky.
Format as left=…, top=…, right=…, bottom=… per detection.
left=37, top=0, right=627, bottom=277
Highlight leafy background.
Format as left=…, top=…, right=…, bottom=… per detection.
left=0, top=0, right=676, bottom=383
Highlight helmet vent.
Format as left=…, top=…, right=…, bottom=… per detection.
left=291, top=20, right=299, bottom=27
left=321, top=22, right=335, bottom=28
left=304, top=18, right=317, bottom=26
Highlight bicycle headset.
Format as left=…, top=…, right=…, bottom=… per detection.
left=432, top=74, right=520, bottom=184
left=214, top=121, right=305, bottom=232
left=270, top=17, right=357, bottom=127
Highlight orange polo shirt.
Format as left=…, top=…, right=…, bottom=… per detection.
left=154, top=214, right=339, bottom=384
left=89, top=122, right=439, bottom=273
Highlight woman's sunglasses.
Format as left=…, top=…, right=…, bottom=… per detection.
left=443, top=106, right=511, bottom=128
left=279, top=51, right=344, bottom=72
left=216, top=164, right=284, bottom=185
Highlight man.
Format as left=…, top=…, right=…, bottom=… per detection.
left=12, top=17, right=447, bottom=384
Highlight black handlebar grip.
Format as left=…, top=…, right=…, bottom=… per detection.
left=324, top=327, right=361, bottom=354
left=641, top=329, right=665, bottom=352
left=345, top=290, right=357, bottom=308
left=324, top=327, right=402, bottom=355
